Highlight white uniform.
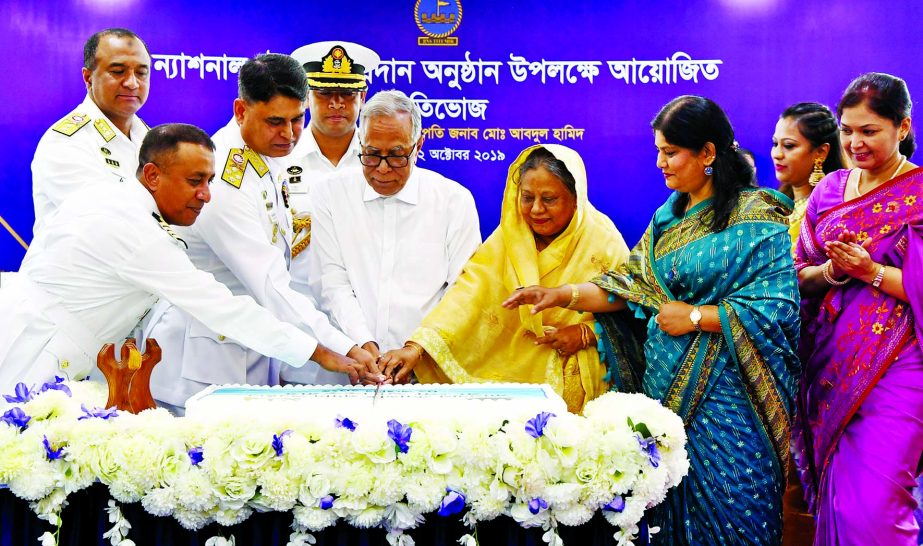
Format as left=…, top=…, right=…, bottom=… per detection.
left=310, top=166, right=481, bottom=380
left=0, top=180, right=317, bottom=394
left=32, top=94, right=148, bottom=236
left=143, top=120, right=356, bottom=407
left=277, top=129, right=362, bottom=384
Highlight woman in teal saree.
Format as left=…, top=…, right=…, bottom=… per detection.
left=504, top=96, right=801, bottom=545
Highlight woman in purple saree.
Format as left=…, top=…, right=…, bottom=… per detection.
left=794, top=72, right=923, bottom=546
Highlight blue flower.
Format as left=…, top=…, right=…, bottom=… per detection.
left=602, top=495, right=625, bottom=513
left=0, top=407, right=30, bottom=430
left=636, top=434, right=661, bottom=468
left=77, top=404, right=118, bottom=421
left=272, top=430, right=293, bottom=457
left=528, top=497, right=548, bottom=515
left=387, top=419, right=412, bottom=454
left=3, top=382, right=35, bottom=404
left=42, top=435, right=64, bottom=461
left=39, top=376, right=72, bottom=397
left=335, top=415, right=357, bottom=431
left=525, top=412, right=555, bottom=439
left=188, top=447, right=204, bottom=466
left=437, top=487, right=466, bottom=517
left=319, top=495, right=335, bottom=510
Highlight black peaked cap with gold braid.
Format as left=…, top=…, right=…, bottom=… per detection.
left=290, top=41, right=380, bottom=92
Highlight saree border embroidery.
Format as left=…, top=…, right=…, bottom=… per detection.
left=720, top=301, right=792, bottom=478
left=662, top=333, right=722, bottom=424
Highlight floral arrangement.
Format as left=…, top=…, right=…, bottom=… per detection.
left=0, top=379, right=688, bottom=546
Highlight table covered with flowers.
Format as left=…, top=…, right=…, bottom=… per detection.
left=0, top=379, right=688, bottom=546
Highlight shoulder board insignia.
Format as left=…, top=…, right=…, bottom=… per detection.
left=94, top=118, right=116, bottom=142
left=221, top=148, right=247, bottom=188
left=244, top=147, right=269, bottom=178
left=51, top=112, right=91, bottom=137
left=152, top=212, right=188, bottom=249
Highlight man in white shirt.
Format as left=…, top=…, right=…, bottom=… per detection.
left=278, top=40, right=380, bottom=385
left=143, top=54, right=379, bottom=409
left=0, top=124, right=368, bottom=394
left=32, top=28, right=151, bottom=236
left=311, top=90, right=481, bottom=384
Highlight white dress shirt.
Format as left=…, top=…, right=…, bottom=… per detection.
left=0, top=180, right=317, bottom=393
left=31, top=94, right=148, bottom=236
left=144, top=120, right=356, bottom=406
left=311, top=166, right=481, bottom=361
left=276, top=129, right=363, bottom=384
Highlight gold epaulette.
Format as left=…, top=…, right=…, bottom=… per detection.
left=94, top=118, right=116, bottom=142
left=221, top=146, right=270, bottom=188
left=244, top=147, right=269, bottom=177
left=51, top=112, right=92, bottom=137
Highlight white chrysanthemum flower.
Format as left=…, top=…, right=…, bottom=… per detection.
left=8, top=460, right=58, bottom=501
left=173, top=507, right=212, bottom=530
left=141, top=486, right=177, bottom=517
left=173, top=469, right=217, bottom=512
left=214, top=505, right=252, bottom=526
left=293, top=505, right=338, bottom=531
left=552, top=502, right=594, bottom=526
left=346, top=506, right=385, bottom=528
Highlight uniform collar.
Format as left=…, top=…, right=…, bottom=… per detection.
left=80, top=93, right=147, bottom=142
left=362, top=167, right=420, bottom=205
left=290, top=126, right=362, bottom=167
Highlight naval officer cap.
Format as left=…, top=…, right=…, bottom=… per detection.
left=290, top=41, right=380, bottom=92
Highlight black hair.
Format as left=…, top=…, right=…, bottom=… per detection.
left=837, top=72, right=915, bottom=158
left=83, top=28, right=150, bottom=70
left=137, top=123, right=215, bottom=178
left=238, top=53, right=308, bottom=103
left=652, top=95, right=753, bottom=232
left=516, top=147, right=578, bottom=196
left=777, top=102, right=845, bottom=198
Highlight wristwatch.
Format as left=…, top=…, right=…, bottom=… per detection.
left=689, top=306, right=702, bottom=332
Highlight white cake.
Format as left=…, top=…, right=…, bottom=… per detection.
left=184, top=383, right=568, bottom=422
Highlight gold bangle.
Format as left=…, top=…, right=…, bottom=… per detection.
left=822, top=260, right=850, bottom=286
left=580, top=323, right=592, bottom=350
left=403, top=341, right=425, bottom=360
left=566, top=284, right=580, bottom=309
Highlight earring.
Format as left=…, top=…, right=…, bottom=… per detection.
left=704, top=166, right=713, bottom=176
left=808, top=157, right=824, bottom=186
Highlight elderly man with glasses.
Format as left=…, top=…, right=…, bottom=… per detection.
left=308, top=90, right=481, bottom=382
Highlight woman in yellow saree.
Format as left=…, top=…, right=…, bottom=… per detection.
left=379, top=144, right=629, bottom=413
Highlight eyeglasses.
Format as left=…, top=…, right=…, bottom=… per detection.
left=358, top=143, right=418, bottom=168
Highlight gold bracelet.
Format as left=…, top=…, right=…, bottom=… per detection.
left=403, top=341, right=425, bottom=360
left=566, top=284, right=580, bottom=309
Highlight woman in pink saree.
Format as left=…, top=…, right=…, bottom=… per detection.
left=794, top=72, right=923, bottom=545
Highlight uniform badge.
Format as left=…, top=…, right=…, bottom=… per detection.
left=100, top=147, right=111, bottom=156
left=281, top=177, right=290, bottom=209
left=105, top=158, right=120, bottom=168
left=94, top=118, right=117, bottom=142
left=51, top=111, right=91, bottom=136
left=286, top=165, right=303, bottom=184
